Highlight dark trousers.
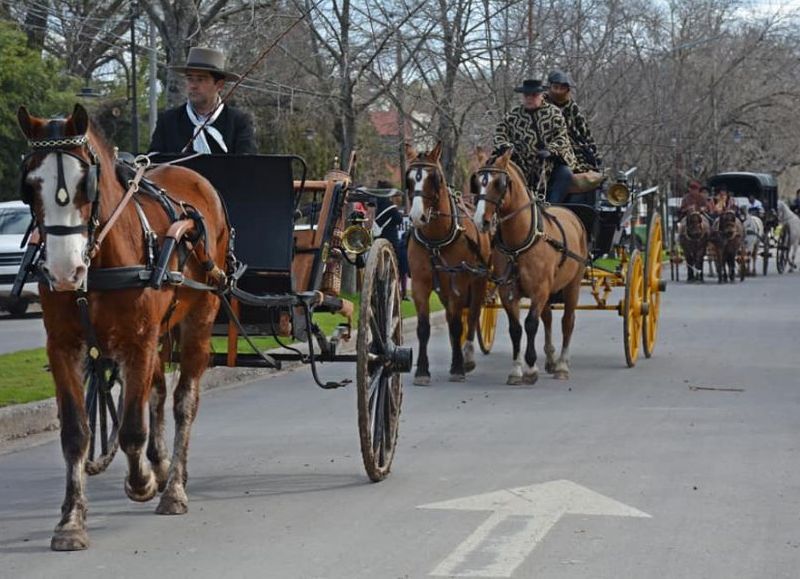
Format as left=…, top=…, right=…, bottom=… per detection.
left=546, top=164, right=574, bottom=204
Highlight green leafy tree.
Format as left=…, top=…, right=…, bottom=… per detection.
left=0, top=21, right=78, bottom=200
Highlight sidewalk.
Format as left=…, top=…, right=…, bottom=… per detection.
left=0, top=310, right=445, bottom=447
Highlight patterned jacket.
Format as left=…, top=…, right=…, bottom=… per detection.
left=493, top=103, right=578, bottom=194
left=545, top=96, right=601, bottom=171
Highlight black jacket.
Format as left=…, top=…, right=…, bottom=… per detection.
left=148, top=104, right=257, bottom=154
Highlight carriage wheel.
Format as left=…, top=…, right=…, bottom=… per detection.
left=357, top=239, right=406, bottom=482
left=84, top=358, right=123, bottom=475
left=776, top=228, right=789, bottom=274
left=477, top=283, right=499, bottom=355
left=622, top=250, right=644, bottom=368
left=642, top=213, right=663, bottom=359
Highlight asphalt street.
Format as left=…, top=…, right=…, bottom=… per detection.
left=0, top=272, right=798, bottom=578
left=0, top=309, right=45, bottom=355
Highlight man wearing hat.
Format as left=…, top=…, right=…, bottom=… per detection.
left=493, top=78, right=578, bottom=203
left=545, top=70, right=601, bottom=172
left=149, top=47, right=256, bottom=154
left=678, top=180, right=708, bottom=219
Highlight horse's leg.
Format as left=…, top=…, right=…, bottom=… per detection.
left=717, top=250, right=725, bottom=283
left=541, top=305, right=557, bottom=374
left=120, top=337, right=160, bottom=503
left=505, top=298, right=524, bottom=385
left=156, top=298, right=215, bottom=515
left=49, top=342, right=91, bottom=551
left=554, top=277, right=581, bottom=380
left=462, top=280, right=483, bottom=374
left=446, top=298, right=466, bottom=382
left=147, top=340, right=171, bottom=492
left=412, top=280, right=432, bottom=386
left=522, top=306, right=540, bottom=385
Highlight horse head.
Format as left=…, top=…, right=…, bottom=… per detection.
left=684, top=209, right=707, bottom=240
left=471, top=147, right=526, bottom=235
left=18, top=104, right=103, bottom=291
left=405, top=141, right=447, bottom=228
left=717, top=210, right=740, bottom=240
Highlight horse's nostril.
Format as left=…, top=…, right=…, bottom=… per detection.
left=72, top=265, right=87, bottom=283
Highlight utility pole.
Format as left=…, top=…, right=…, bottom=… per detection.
left=148, top=19, right=158, bottom=137
left=130, top=0, right=139, bottom=153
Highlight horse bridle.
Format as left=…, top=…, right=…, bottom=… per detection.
left=20, top=134, right=101, bottom=239
left=406, top=161, right=444, bottom=205
left=473, top=166, right=510, bottom=208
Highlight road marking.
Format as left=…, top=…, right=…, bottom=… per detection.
left=418, top=480, right=651, bottom=577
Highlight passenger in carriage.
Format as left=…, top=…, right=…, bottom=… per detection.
left=545, top=70, right=602, bottom=172
left=493, top=78, right=579, bottom=204
left=372, top=181, right=409, bottom=299
left=149, top=47, right=256, bottom=155
left=708, top=185, right=736, bottom=216
left=746, top=194, right=764, bottom=216
left=678, top=180, right=708, bottom=219
left=790, top=189, right=800, bottom=215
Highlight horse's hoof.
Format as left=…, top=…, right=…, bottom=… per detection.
left=523, top=372, right=539, bottom=385
left=553, top=370, right=569, bottom=380
left=464, top=360, right=476, bottom=373
left=51, top=529, right=89, bottom=551
left=156, top=488, right=189, bottom=515
left=506, top=375, right=523, bottom=386
left=449, top=373, right=466, bottom=383
left=125, top=473, right=159, bottom=503
left=413, top=375, right=431, bottom=386
left=545, top=362, right=557, bottom=374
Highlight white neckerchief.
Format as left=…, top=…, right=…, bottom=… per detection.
left=185, top=98, right=227, bottom=154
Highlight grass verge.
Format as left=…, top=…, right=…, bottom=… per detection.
left=0, top=292, right=443, bottom=408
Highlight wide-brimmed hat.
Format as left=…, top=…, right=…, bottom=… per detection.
left=171, top=47, right=240, bottom=81
left=513, top=79, right=547, bottom=95
left=547, top=70, right=573, bottom=87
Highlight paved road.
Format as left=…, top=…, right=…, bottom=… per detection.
left=1, top=273, right=799, bottom=578
left=0, top=308, right=45, bottom=354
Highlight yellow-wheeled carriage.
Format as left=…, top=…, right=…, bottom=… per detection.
left=465, top=168, right=666, bottom=367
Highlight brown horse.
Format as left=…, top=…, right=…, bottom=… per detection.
left=472, top=149, right=587, bottom=384
left=678, top=210, right=710, bottom=283
left=405, top=142, right=491, bottom=384
left=710, top=210, right=744, bottom=283
left=17, top=104, right=229, bottom=550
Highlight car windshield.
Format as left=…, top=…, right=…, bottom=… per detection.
left=0, top=208, right=31, bottom=235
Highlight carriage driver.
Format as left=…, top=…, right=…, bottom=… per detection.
left=493, top=78, right=579, bottom=203
left=149, top=47, right=257, bottom=154
left=678, top=180, right=708, bottom=219
left=545, top=70, right=602, bottom=172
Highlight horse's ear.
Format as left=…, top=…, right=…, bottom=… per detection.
left=431, top=140, right=443, bottom=161
left=498, top=147, right=513, bottom=166
left=71, top=104, right=89, bottom=135
left=17, top=106, right=33, bottom=139
left=404, top=142, right=417, bottom=162
left=475, top=146, right=488, bottom=166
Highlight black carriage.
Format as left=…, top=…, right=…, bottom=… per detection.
left=708, top=172, right=779, bottom=274
left=29, top=152, right=413, bottom=483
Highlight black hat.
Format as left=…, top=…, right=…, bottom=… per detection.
left=513, top=79, right=547, bottom=95
left=171, top=47, right=240, bottom=81
left=547, top=69, right=573, bottom=87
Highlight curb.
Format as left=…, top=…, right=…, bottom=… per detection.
left=0, top=310, right=446, bottom=446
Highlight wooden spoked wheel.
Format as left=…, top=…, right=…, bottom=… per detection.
left=477, top=284, right=499, bottom=355
left=357, top=239, right=405, bottom=482
left=643, top=213, right=663, bottom=358
left=84, top=358, right=123, bottom=475
left=776, top=227, right=789, bottom=274
left=459, top=282, right=499, bottom=355
left=623, top=250, right=644, bottom=368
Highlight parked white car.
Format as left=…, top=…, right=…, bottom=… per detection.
left=0, top=200, right=38, bottom=315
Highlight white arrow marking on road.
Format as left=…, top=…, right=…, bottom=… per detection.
left=418, top=480, right=651, bottom=578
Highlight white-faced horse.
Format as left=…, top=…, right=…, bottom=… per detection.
left=777, top=200, right=800, bottom=270
left=741, top=212, right=764, bottom=276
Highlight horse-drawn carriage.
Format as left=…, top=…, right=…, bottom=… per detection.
left=14, top=105, right=412, bottom=550
left=467, top=164, right=665, bottom=369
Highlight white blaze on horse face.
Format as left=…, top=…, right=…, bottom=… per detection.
left=30, top=154, right=89, bottom=291
left=408, top=167, right=429, bottom=227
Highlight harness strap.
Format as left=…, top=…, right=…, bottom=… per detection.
left=89, top=162, right=147, bottom=258
left=76, top=292, right=102, bottom=360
